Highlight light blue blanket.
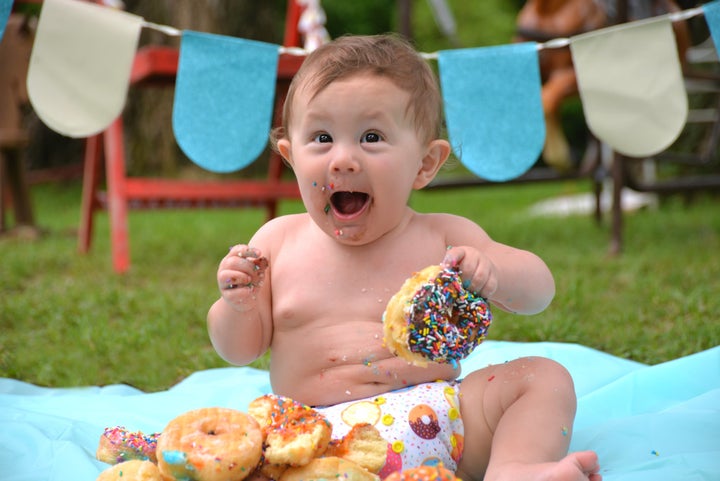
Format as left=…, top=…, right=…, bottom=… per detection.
left=2, top=341, right=718, bottom=480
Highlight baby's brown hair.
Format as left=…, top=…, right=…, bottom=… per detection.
left=272, top=34, right=443, bottom=149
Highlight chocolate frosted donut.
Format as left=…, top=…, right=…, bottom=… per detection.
left=383, top=265, right=492, bottom=367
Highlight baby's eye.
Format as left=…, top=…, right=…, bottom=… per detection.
left=314, top=133, right=332, bottom=143
left=362, top=132, right=382, bottom=143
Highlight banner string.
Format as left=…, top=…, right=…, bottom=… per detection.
left=141, top=5, right=709, bottom=59
left=425, top=7, right=708, bottom=59
left=142, top=21, right=181, bottom=37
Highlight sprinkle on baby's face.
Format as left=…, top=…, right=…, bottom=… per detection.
left=278, top=74, right=435, bottom=245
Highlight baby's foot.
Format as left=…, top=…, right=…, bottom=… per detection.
left=552, top=451, right=601, bottom=481
left=487, top=451, right=601, bottom=481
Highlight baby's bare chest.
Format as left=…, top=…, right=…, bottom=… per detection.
left=268, top=229, right=446, bottom=328
left=271, top=261, right=400, bottom=330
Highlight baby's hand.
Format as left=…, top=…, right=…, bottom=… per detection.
left=217, top=245, right=268, bottom=309
left=442, top=246, right=498, bottom=300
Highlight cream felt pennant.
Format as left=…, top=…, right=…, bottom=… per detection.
left=172, top=31, right=279, bottom=173
left=570, top=16, right=687, bottom=158
left=438, top=42, right=545, bottom=182
left=26, top=0, right=142, bottom=138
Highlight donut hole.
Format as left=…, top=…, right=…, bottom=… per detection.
left=446, top=307, right=460, bottom=326
left=199, top=420, right=227, bottom=437
left=200, top=424, right=217, bottom=436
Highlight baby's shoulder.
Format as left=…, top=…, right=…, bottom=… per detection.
left=411, top=211, right=489, bottom=242
left=261, top=212, right=309, bottom=230
left=251, top=213, right=311, bottom=247
left=413, top=211, right=479, bottom=229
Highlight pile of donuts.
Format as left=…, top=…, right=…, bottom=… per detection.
left=95, top=393, right=454, bottom=481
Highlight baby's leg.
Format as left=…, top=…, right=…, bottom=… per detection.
left=455, top=357, right=601, bottom=481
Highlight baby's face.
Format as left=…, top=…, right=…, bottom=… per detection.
left=279, top=74, right=431, bottom=245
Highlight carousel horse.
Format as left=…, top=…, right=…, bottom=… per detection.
left=515, top=0, right=690, bottom=171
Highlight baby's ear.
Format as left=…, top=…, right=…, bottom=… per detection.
left=413, top=139, right=451, bottom=189
left=277, top=138, right=293, bottom=167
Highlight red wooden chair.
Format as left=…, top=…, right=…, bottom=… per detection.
left=78, top=0, right=306, bottom=272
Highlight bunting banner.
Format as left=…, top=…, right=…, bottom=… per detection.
left=26, top=0, right=142, bottom=138
left=438, top=42, right=545, bottom=182
left=0, top=0, right=12, bottom=41
left=570, top=16, right=688, bottom=158
left=11, top=0, right=720, bottom=179
left=705, top=0, right=720, bottom=50
left=172, top=32, right=279, bottom=173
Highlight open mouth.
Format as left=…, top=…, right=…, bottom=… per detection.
left=330, top=191, right=370, bottom=217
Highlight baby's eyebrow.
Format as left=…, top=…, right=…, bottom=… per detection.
left=363, top=109, right=394, bottom=121
left=303, top=111, right=331, bottom=123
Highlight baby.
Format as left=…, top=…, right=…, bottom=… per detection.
left=208, top=34, right=601, bottom=481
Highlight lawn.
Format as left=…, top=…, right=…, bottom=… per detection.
left=1, top=178, right=719, bottom=392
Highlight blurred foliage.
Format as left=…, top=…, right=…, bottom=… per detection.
left=322, top=0, right=395, bottom=38
left=322, top=0, right=519, bottom=49
left=409, top=0, right=519, bottom=50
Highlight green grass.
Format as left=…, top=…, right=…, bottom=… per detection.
left=1, top=179, right=719, bottom=392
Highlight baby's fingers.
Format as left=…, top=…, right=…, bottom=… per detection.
left=441, top=246, right=497, bottom=298
left=227, top=245, right=262, bottom=261
left=441, top=246, right=466, bottom=269
left=218, top=246, right=268, bottom=291
left=219, top=269, right=255, bottom=290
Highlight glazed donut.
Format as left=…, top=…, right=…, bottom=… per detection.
left=384, top=464, right=459, bottom=481
left=156, top=407, right=263, bottom=481
left=96, top=460, right=162, bottom=481
left=383, top=265, right=492, bottom=367
left=248, top=394, right=332, bottom=468
left=279, top=456, right=380, bottom=481
left=96, top=426, right=160, bottom=464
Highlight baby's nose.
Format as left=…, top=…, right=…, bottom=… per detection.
left=329, top=146, right=360, bottom=173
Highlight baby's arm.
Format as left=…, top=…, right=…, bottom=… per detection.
left=440, top=215, right=555, bottom=315
left=207, top=244, right=273, bottom=365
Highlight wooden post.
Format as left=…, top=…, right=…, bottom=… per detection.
left=0, top=14, right=36, bottom=234
left=397, top=0, right=412, bottom=41
left=607, top=0, right=629, bottom=255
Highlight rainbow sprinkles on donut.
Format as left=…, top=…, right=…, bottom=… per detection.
left=383, top=265, right=493, bottom=368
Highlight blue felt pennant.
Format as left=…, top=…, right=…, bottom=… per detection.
left=0, top=0, right=13, bottom=41
left=704, top=0, right=720, bottom=52
left=173, top=31, right=280, bottom=173
left=438, top=42, right=545, bottom=182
